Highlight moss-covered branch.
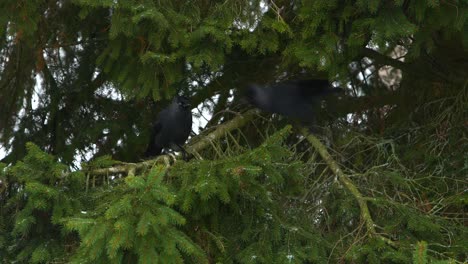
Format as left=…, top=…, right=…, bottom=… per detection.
left=186, top=109, right=258, bottom=154
left=87, top=110, right=259, bottom=177
left=300, top=128, right=396, bottom=247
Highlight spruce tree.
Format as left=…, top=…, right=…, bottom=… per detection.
left=0, top=0, right=466, bottom=263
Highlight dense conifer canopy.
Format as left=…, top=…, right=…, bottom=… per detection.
left=0, top=0, right=466, bottom=263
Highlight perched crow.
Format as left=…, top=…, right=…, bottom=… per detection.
left=245, top=79, right=342, bottom=126
left=144, top=96, right=192, bottom=157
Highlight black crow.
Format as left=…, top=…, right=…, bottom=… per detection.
left=245, top=79, right=342, bottom=125
left=144, top=96, right=192, bottom=157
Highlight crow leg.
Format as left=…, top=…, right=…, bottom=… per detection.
left=175, top=144, right=190, bottom=161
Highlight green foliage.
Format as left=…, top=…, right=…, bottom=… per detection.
left=0, top=0, right=467, bottom=263
left=171, top=126, right=326, bottom=263
left=284, top=0, right=467, bottom=77
left=0, top=143, right=84, bottom=263
left=65, top=166, right=206, bottom=263
left=1, top=123, right=467, bottom=263
left=413, top=241, right=428, bottom=264
left=83, top=155, right=121, bottom=170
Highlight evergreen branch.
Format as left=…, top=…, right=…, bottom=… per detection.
left=270, top=1, right=286, bottom=23
left=362, top=47, right=410, bottom=72
left=187, top=109, right=258, bottom=155
left=87, top=110, right=259, bottom=177
left=88, top=155, right=173, bottom=177
left=191, top=54, right=281, bottom=107
left=300, top=128, right=396, bottom=247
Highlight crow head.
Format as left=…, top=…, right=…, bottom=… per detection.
left=245, top=84, right=270, bottom=110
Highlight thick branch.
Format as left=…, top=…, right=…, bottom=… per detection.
left=362, top=47, right=410, bottom=72
left=187, top=109, right=258, bottom=154
left=88, top=109, right=259, bottom=177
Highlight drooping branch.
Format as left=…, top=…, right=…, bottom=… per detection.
left=300, top=128, right=396, bottom=247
